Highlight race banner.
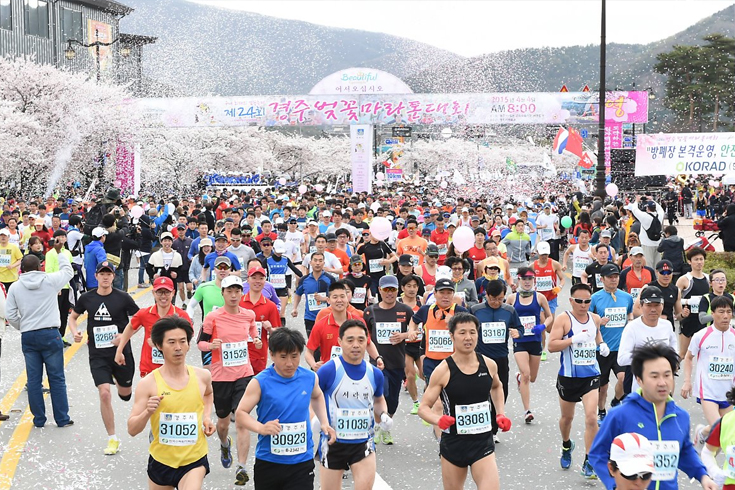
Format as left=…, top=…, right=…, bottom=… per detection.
left=137, top=91, right=648, bottom=128
left=635, top=133, right=735, bottom=176
left=386, top=168, right=403, bottom=182
left=351, top=125, right=373, bottom=193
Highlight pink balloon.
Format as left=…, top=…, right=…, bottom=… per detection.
left=369, top=217, right=392, bottom=240
left=298, top=184, right=307, bottom=194
left=279, top=177, right=287, bottom=185
left=314, top=184, right=324, bottom=192
left=605, top=183, right=618, bottom=197
left=130, top=205, right=144, bottom=219
left=452, top=226, right=475, bottom=253
left=376, top=172, right=385, bottom=181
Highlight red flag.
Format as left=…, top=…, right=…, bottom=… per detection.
left=565, top=128, right=585, bottom=158
left=578, top=153, right=595, bottom=169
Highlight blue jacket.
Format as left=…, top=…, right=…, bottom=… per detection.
left=589, top=391, right=707, bottom=490
left=83, top=240, right=107, bottom=289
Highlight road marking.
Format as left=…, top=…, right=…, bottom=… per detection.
left=374, top=473, right=393, bottom=489
left=0, top=286, right=151, bottom=490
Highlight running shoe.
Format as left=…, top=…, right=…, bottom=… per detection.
left=0, top=412, right=9, bottom=421
left=403, top=379, right=408, bottom=392
left=235, top=466, right=249, bottom=486
left=516, top=372, right=521, bottom=390
left=421, top=418, right=431, bottom=427
left=540, top=351, right=547, bottom=361
left=220, top=435, right=233, bottom=468
left=104, top=438, right=120, bottom=455
left=597, top=409, right=607, bottom=426
left=374, top=426, right=383, bottom=444
left=610, top=397, right=621, bottom=407
left=560, top=440, right=575, bottom=469
left=694, top=424, right=707, bottom=446
left=524, top=410, right=534, bottom=424
left=410, top=401, right=420, bottom=415
left=581, top=459, right=597, bottom=479
left=382, top=430, right=394, bottom=445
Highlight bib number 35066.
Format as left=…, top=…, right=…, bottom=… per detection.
left=427, top=329, right=453, bottom=353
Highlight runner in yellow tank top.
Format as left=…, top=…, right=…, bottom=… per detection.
left=128, top=316, right=216, bottom=490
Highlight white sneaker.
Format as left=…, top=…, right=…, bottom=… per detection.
left=694, top=424, right=707, bottom=446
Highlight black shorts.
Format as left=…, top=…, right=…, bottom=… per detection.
left=148, top=454, right=210, bottom=488
left=556, top=375, right=600, bottom=403
left=440, top=433, right=495, bottom=467
left=213, top=377, right=252, bottom=419
left=286, top=275, right=293, bottom=289
left=254, top=458, right=314, bottom=490
left=405, top=342, right=421, bottom=362
left=89, top=351, right=135, bottom=388
left=680, top=319, right=704, bottom=338
left=317, top=440, right=374, bottom=471
left=275, top=287, right=289, bottom=297
left=597, top=352, right=625, bottom=386
left=513, top=341, right=543, bottom=356
left=423, top=357, right=442, bottom=386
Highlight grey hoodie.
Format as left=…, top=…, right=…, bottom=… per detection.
left=6, top=254, right=73, bottom=333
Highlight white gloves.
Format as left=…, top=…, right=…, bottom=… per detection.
left=599, top=342, right=610, bottom=357
left=380, top=412, right=393, bottom=431
left=571, top=328, right=595, bottom=344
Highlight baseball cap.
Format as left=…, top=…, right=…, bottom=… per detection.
left=422, top=228, right=431, bottom=235
left=325, top=233, right=337, bottom=242
left=600, top=263, right=620, bottom=277
left=350, top=254, right=363, bottom=264
left=92, top=227, right=108, bottom=238
left=396, top=218, right=405, bottom=224
left=508, top=217, right=517, bottom=225
left=536, top=241, right=550, bottom=255
left=176, top=224, right=186, bottom=230
left=95, top=261, right=116, bottom=273
left=307, top=220, right=317, bottom=226
left=518, top=269, right=535, bottom=278
left=275, top=217, right=284, bottom=225
left=609, top=433, right=654, bottom=477
left=224, top=217, right=234, bottom=223
left=248, top=266, right=267, bottom=277
left=434, top=278, right=454, bottom=291
left=379, top=275, right=399, bottom=289
left=506, top=204, right=513, bottom=209
left=321, top=210, right=331, bottom=217
left=461, top=207, right=469, bottom=213
left=640, top=286, right=664, bottom=304
left=471, top=215, right=480, bottom=222
left=0, top=228, right=9, bottom=236
left=214, top=256, right=232, bottom=268
left=214, top=233, right=228, bottom=242
left=656, top=260, right=674, bottom=273
left=221, top=276, right=243, bottom=289
left=273, top=239, right=286, bottom=254
left=288, top=217, right=297, bottom=224
left=153, top=276, right=175, bottom=291
left=426, top=244, right=439, bottom=257
left=629, top=246, right=644, bottom=256
left=600, top=229, right=612, bottom=238
left=646, top=201, right=657, bottom=210
left=398, top=254, right=413, bottom=266
left=484, top=257, right=501, bottom=270
left=199, top=238, right=213, bottom=248
left=160, top=232, right=174, bottom=241
left=34, top=218, right=45, bottom=226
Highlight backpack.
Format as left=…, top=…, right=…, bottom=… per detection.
left=645, top=215, right=662, bottom=242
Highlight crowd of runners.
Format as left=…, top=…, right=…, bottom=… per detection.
left=2, top=178, right=735, bottom=489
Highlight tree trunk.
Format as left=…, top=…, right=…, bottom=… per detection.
left=713, top=94, right=720, bottom=131
left=689, top=93, right=695, bottom=130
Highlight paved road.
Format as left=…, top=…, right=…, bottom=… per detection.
left=0, top=229, right=713, bottom=488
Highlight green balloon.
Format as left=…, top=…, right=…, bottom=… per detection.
left=561, top=216, right=573, bottom=229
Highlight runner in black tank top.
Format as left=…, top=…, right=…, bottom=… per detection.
left=417, top=312, right=510, bottom=490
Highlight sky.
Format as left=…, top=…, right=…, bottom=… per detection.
left=192, top=0, right=733, bottom=57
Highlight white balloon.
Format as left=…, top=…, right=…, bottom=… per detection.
left=314, top=184, right=324, bottom=192
left=166, top=203, right=175, bottom=214
left=298, top=184, right=307, bottom=194
left=279, top=177, right=287, bottom=185
left=440, top=181, right=448, bottom=189
left=376, top=172, right=385, bottom=181
left=370, top=201, right=380, bottom=212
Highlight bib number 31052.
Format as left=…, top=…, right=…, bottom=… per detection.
left=159, top=412, right=198, bottom=446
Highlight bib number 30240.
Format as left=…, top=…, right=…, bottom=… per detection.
left=650, top=440, right=679, bottom=481
left=271, top=422, right=307, bottom=455
left=158, top=412, right=198, bottom=446
left=708, top=356, right=734, bottom=380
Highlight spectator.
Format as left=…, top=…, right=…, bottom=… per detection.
left=657, top=226, right=686, bottom=275
left=717, top=204, right=735, bottom=252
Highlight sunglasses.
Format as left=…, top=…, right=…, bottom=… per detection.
left=216, top=265, right=231, bottom=270
left=262, top=243, right=272, bottom=247
left=572, top=298, right=592, bottom=304
left=381, top=287, right=398, bottom=292
left=620, top=472, right=652, bottom=482
left=659, top=270, right=673, bottom=275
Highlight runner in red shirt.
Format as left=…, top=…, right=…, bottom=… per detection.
left=430, top=216, right=450, bottom=265
left=467, top=227, right=488, bottom=270
left=239, top=265, right=282, bottom=374
left=114, top=277, right=192, bottom=378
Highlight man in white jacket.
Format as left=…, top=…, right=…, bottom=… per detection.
left=6, top=253, right=74, bottom=428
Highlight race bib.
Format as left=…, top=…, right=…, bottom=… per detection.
left=330, top=345, right=342, bottom=359
left=427, top=329, right=453, bottom=353
left=536, top=275, right=553, bottom=292
left=520, top=316, right=537, bottom=337
left=595, top=274, right=603, bottom=290
left=159, top=412, right=198, bottom=446
left=368, top=259, right=383, bottom=273
left=708, top=356, right=734, bottom=380
left=509, top=268, right=518, bottom=281
left=572, top=341, right=597, bottom=366
left=238, top=257, right=245, bottom=269
left=455, top=401, right=492, bottom=435
left=306, top=293, right=327, bottom=311
left=271, top=422, right=307, bottom=455
left=222, top=341, right=249, bottom=367
left=572, top=259, right=589, bottom=277
left=688, top=296, right=702, bottom=314
left=0, top=254, right=11, bottom=267
left=152, top=346, right=164, bottom=365
left=481, top=322, right=506, bottom=344
left=437, top=244, right=447, bottom=256
left=630, top=288, right=642, bottom=299
left=248, top=322, right=263, bottom=343
left=410, top=255, right=419, bottom=267
left=92, top=325, right=118, bottom=349
left=604, top=307, right=627, bottom=329
left=270, top=274, right=286, bottom=288
left=352, top=287, right=367, bottom=303
left=335, top=408, right=370, bottom=440
left=726, top=445, right=735, bottom=479
left=650, top=440, right=679, bottom=481
left=376, top=322, right=401, bottom=345
left=309, top=246, right=317, bottom=253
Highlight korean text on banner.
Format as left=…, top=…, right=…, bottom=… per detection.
left=351, top=125, right=373, bottom=193
left=604, top=122, right=623, bottom=173
left=634, top=133, right=735, bottom=176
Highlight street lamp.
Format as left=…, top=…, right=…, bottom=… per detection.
left=64, top=28, right=127, bottom=82
left=595, top=0, right=607, bottom=198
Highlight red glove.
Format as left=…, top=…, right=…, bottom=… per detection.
left=437, top=415, right=456, bottom=430
left=496, top=414, right=512, bottom=432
